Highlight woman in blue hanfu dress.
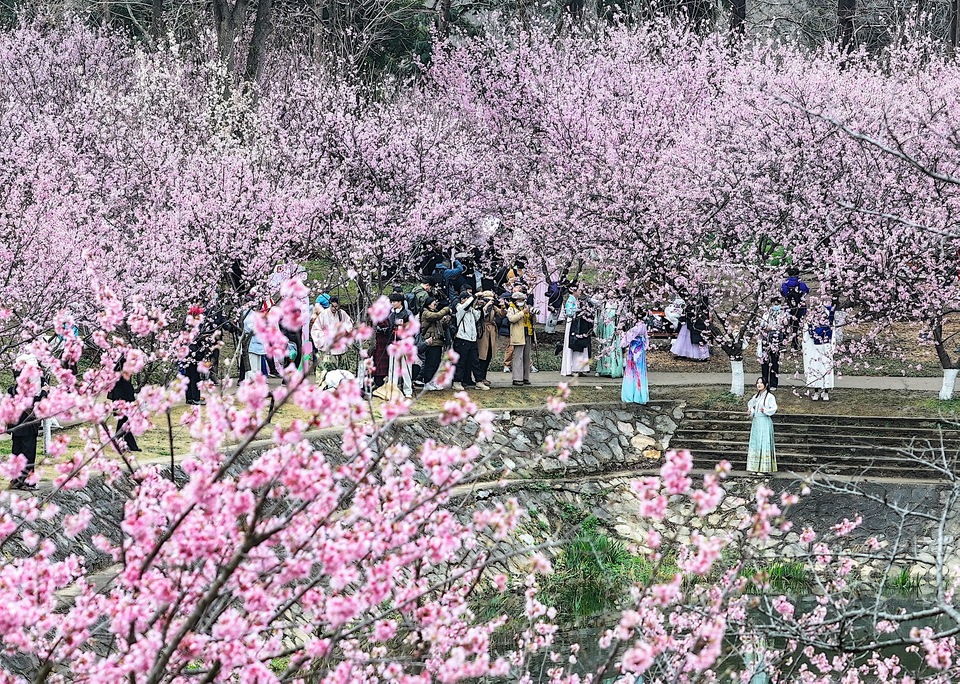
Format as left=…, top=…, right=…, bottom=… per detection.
left=621, top=320, right=649, bottom=404
left=746, top=376, right=778, bottom=474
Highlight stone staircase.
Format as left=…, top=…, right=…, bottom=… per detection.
left=674, top=409, right=960, bottom=479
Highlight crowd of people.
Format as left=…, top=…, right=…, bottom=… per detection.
left=229, top=259, right=843, bottom=416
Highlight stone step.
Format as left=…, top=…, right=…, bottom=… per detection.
left=683, top=409, right=959, bottom=430
left=688, top=450, right=949, bottom=478
left=677, top=437, right=954, bottom=456
left=679, top=418, right=960, bottom=436
left=670, top=435, right=957, bottom=455
left=674, top=429, right=960, bottom=448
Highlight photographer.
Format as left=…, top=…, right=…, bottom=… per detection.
left=476, top=291, right=503, bottom=389
left=452, top=291, right=484, bottom=391
left=432, top=256, right=465, bottom=310
left=507, top=292, right=534, bottom=385
left=420, top=297, right=452, bottom=390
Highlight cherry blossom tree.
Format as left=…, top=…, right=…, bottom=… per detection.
left=3, top=284, right=960, bottom=682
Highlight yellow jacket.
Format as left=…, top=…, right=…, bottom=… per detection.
left=506, top=304, right=533, bottom=345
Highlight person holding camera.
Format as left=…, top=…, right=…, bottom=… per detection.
left=452, top=291, right=485, bottom=391
left=420, top=297, right=452, bottom=390
left=433, top=256, right=465, bottom=310
left=476, top=291, right=504, bottom=387
left=507, top=291, right=534, bottom=386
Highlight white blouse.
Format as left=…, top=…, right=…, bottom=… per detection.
left=748, top=391, right=778, bottom=417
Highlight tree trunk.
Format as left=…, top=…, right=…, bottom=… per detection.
left=730, top=0, right=746, bottom=35
left=951, top=0, right=959, bottom=50
left=212, top=0, right=249, bottom=79
left=244, top=0, right=274, bottom=84
left=931, top=321, right=960, bottom=400
left=729, top=359, right=745, bottom=397
left=436, top=0, right=452, bottom=37
left=837, top=0, right=855, bottom=52
left=151, top=0, right=164, bottom=44
left=940, top=369, right=959, bottom=401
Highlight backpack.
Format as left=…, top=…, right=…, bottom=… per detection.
left=406, top=292, right=420, bottom=316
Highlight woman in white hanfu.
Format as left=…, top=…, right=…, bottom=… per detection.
left=560, top=284, right=591, bottom=376
left=802, top=304, right=835, bottom=402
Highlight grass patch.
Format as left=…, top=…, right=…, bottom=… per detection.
left=542, top=516, right=655, bottom=618
left=888, top=568, right=923, bottom=596
left=269, top=656, right=292, bottom=674
left=914, top=397, right=960, bottom=418
left=700, top=390, right=746, bottom=411
left=741, top=561, right=810, bottom=595
left=405, top=385, right=621, bottom=415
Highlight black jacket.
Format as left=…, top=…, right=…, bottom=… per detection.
left=7, top=386, right=45, bottom=438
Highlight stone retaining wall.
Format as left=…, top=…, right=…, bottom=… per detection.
left=1, top=402, right=682, bottom=572
left=2, top=400, right=954, bottom=591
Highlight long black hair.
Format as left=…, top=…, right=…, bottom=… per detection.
left=753, top=376, right=769, bottom=401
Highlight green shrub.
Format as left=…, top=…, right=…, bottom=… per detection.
left=542, top=516, right=652, bottom=618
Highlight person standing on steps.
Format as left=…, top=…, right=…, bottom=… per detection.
left=780, top=267, right=809, bottom=352
left=746, top=377, right=778, bottom=474
left=507, top=292, right=534, bottom=386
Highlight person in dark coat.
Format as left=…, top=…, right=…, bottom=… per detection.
left=107, top=360, right=141, bottom=452
left=420, top=297, right=452, bottom=390
left=7, top=369, right=46, bottom=490
left=184, top=305, right=214, bottom=406
left=432, top=258, right=465, bottom=310
left=780, top=267, right=810, bottom=351
left=371, top=312, right=394, bottom=390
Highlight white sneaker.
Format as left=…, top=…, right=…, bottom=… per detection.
left=452, top=382, right=465, bottom=391
left=424, top=382, right=441, bottom=391
left=475, top=382, right=491, bottom=391
left=812, top=392, right=820, bottom=401
left=822, top=392, right=830, bottom=401
left=531, top=365, right=539, bottom=373
left=503, top=366, right=511, bottom=373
